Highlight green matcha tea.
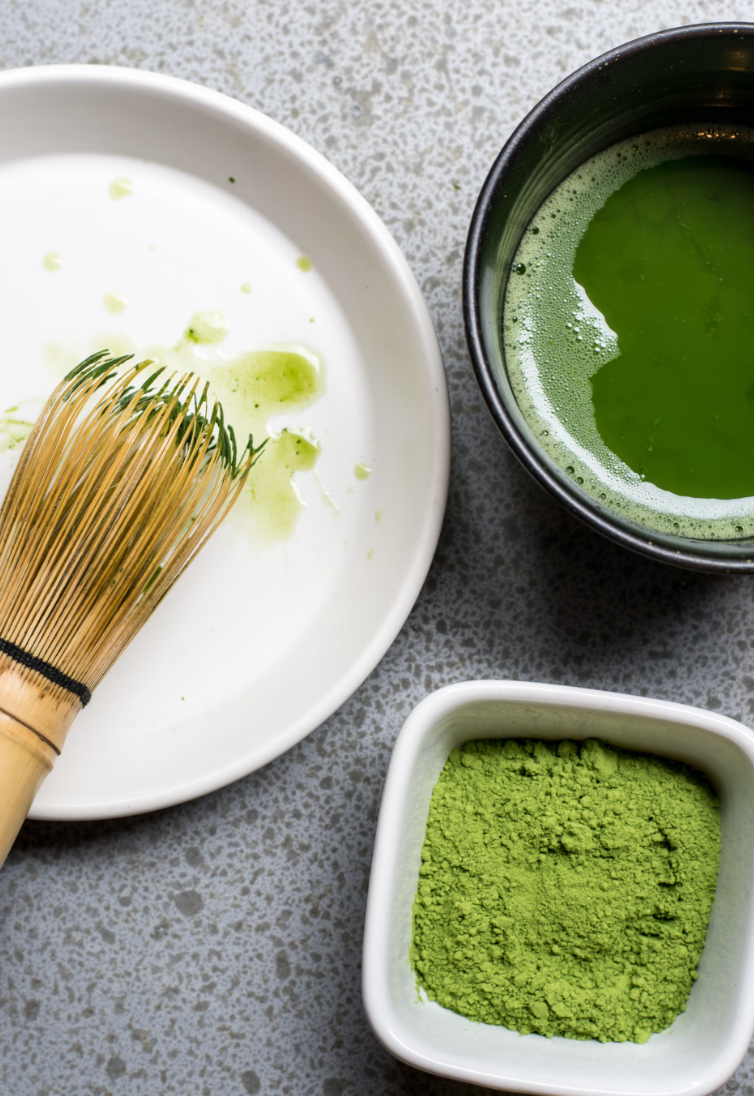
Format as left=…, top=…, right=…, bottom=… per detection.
left=412, top=738, right=720, bottom=1043
left=503, top=124, right=754, bottom=539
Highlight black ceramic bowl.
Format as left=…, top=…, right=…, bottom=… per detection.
left=464, top=22, right=754, bottom=573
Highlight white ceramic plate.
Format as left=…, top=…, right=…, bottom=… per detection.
left=0, top=66, right=449, bottom=820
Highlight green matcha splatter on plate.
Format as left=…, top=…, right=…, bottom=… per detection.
left=210, top=345, right=325, bottom=539
left=49, top=317, right=326, bottom=541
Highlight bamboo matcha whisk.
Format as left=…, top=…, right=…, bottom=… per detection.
left=0, top=351, right=262, bottom=866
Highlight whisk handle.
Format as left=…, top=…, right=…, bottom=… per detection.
left=0, top=712, right=56, bottom=868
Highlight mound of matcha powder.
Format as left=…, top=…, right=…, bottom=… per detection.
left=411, top=738, right=720, bottom=1043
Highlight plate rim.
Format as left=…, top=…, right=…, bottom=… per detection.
left=1, top=63, right=450, bottom=820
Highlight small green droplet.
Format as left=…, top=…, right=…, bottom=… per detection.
left=354, top=462, right=371, bottom=480
left=241, top=283, right=252, bottom=294
left=103, top=293, right=128, bottom=314
left=42, top=251, right=62, bottom=272
left=296, top=255, right=312, bottom=272
left=184, top=310, right=229, bottom=344
left=228, top=176, right=236, bottom=184
left=109, top=176, right=134, bottom=200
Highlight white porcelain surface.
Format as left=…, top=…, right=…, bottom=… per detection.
left=363, top=680, right=754, bottom=1096
left=0, top=65, right=449, bottom=819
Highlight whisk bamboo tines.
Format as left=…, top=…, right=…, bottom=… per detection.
left=0, top=351, right=263, bottom=864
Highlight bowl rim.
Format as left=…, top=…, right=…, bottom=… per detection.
left=463, top=21, right=754, bottom=575
left=362, top=679, right=754, bottom=1094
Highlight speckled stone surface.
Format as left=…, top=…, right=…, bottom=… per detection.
left=1, top=2, right=754, bottom=1094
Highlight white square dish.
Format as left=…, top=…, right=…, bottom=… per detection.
left=363, top=680, right=754, bottom=1096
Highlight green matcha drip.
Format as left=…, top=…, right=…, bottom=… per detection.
left=210, top=347, right=324, bottom=538
left=412, top=738, right=720, bottom=1044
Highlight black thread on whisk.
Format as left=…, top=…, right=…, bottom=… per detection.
left=0, top=638, right=91, bottom=706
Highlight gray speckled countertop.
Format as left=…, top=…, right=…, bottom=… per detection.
left=1, top=2, right=754, bottom=1094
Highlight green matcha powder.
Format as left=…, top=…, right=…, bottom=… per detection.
left=411, top=738, right=720, bottom=1044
